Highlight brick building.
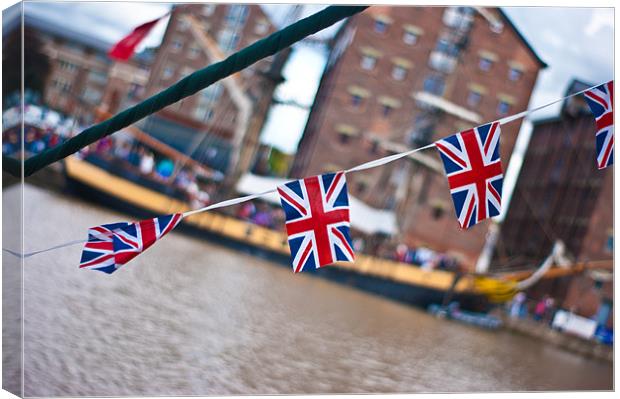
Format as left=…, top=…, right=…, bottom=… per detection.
left=493, top=80, right=613, bottom=269
left=141, top=3, right=286, bottom=174
left=290, top=6, right=546, bottom=268
left=3, top=10, right=153, bottom=124
left=492, top=79, right=613, bottom=327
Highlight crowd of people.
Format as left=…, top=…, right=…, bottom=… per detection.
left=77, top=132, right=221, bottom=210
left=507, top=292, right=557, bottom=323
left=392, top=242, right=462, bottom=271
left=234, top=201, right=286, bottom=230
left=2, top=104, right=79, bottom=158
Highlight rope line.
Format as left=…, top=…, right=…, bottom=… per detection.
left=2, top=5, right=369, bottom=178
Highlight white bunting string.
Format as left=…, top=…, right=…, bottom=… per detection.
left=3, top=239, right=87, bottom=259
left=2, top=80, right=609, bottom=259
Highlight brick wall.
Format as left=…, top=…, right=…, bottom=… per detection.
left=292, top=6, right=545, bottom=268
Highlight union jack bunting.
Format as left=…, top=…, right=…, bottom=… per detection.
left=79, top=213, right=183, bottom=274
left=584, top=80, right=614, bottom=169
left=277, top=171, right=355, bottom=273
left=435, top=122, right=503, bottom=229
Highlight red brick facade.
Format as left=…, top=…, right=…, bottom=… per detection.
left=495, top=81, right=613, bottom=270
left=143, top=3, right=277, bottom=141
left=291, top=6, right=545, bottom=268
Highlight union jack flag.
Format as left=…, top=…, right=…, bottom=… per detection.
left=79, top=213, right=183, bottom=274
left=277, top=171, right=354, bottom=273
left=584, top=80, right=614, bottom=169
left=435, top=122, right=503, bottom=229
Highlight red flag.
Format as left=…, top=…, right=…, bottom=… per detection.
left=108, top=16, right=163, bottom=61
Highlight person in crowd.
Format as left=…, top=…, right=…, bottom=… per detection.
left=510, top=292, right=527, bottom=319
left=196, top=189, right=211, bottom=208
left=114, top=140, right=132, bottom=161
left=155, top=157, right=175, bottom=179
left=533, top=295, right=548, bottom=322
left=237, top=202, right=256, bottom=221
left=25, top=128, right=45, bottom=154
left=186, top=179, right=203, bottom=209
left=352, top=237, right=366, bottom=253
left=175, top=168, right=194, bottom=190
left=544, top=296, right=556, bottom=325
left=127, top=144, right=142, bottom=167
left=252, top=203, right=273, bottom=228
left=45, top=128, right=60, bottom=149
left=139, top=148, right=155, bottom=175
left=415, top=246, right=436, bottom=270
left=395, top=244, right=410, bottom=263
left=270, top=207, right=286, bottom=230
left=95, top=136, right=113, bottom=155
left=2, top=131, right=19, bottom=156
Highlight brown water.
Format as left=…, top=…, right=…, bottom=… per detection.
left=3, top=184, right=613, bottom=396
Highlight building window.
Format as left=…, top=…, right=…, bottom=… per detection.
left=392, top=65, right=407, bottom=81
left=479, top=57, right=494, bottom=71
left=335, top=124, right=358, bottom=144
left=180, top=66, right=195, bottom=77
left=381, top=104, right=394, bottom=117
left=188, top=44, right=201, bottom=59
left=423, top=75, right=445, bottom=96
left=606, top=232, right=613, bottom=253
left=128, top=83, right=143, bottom=98
left=81, top=87, right=102, bottom=103
left=356, top=181, right=367, bottom=195
left=360, top=55, right=377, bottom=70
left=374, top=20, right=388, bottom=34
left=202, top=4, right=216, bottom=16
left=218, top=28, right=240, bottom=52
left=162, top=66, right=175, bottom=80
left=497, top=100, right=510, bottom=116
left=53, top=78, right=72, bottom=92
left=467, top=90, right=482, bottom=107
left=226, top=4, right=249, bottom=26
left=351, top=94, right=363, bottom=107
left=254, top=20, right=269, bottom=35
left=347, top=85, right=370, bottom=108
left=432, top=203, right=445, bottom=220
left=177, top=18, right=190, bottom=31
left=403, top=31, right=418, bottom=45
left=171, top=37, right=183, bottom=52
left=508, top=67, right=523, bottom=81
left=58, top=59, right=78, bottom=72
left=369, top=140, right=379, bottom=154
left=88, top=70, right=107, bottom=85
left=436, top=38, right=455, bottom=55
left=443, top=7, right=474, bottom=29
left=194, top=83, right=222, bottom=121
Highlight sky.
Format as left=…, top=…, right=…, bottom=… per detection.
left=16, top=2, right=615, bottom=216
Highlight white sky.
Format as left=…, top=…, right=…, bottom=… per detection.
left=16, top=2, right=615, bottom=214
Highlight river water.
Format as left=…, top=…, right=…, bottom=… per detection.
left=2, top=184, right=613, bottom=396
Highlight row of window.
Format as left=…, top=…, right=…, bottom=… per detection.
left=359, top=48, right=525, bottom=83
left=348, top=94, right=400, bottom=118
left=369, top=8, right=476, bottom=44
left=333, top=126, right=382, bottom=155
left=175, top=5, right=268, bottom=46
left=346, top=77, right=514, bottom=118
left=58, top=59, right=79, bottom=72
left=52, top=78, right=72, bottom=92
